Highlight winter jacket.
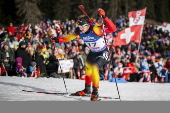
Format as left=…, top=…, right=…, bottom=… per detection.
left=7, top=26, right=15, bottom=36
left=46, top=55, right=58, bottom=73
left=0, top=46, right=15, bottom=68
left=126, top=62, right=137, bottom=74
left=140, top=59, right=150, bottom=71
left=165, top=61, right=170, bottom=69
left=0, top=50, right=3, bottom=63
left=35, top=55, right=46, bottom=73
left=15, top=47, right=29, bottom=69
left=15, top=57, right=23, bottom=71
left=73, top=55, right=81, bottom=69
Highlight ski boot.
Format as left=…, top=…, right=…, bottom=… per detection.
left=91, top=87, right=100, bottom=101
left=70, top=84, right=91, bottom=96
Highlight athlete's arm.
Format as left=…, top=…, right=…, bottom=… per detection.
left=98, top=8, right=116, bottom=33
left=56, top=34, right=78, bottom=43
left=103, top=17, right=116, bottom=33
left=56, top=28, right=80, bottom=43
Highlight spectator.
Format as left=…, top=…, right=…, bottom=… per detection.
left=43, top=34, right=50, bottom=45
left=7, top=23, right=15, bottom=36
left=8, top=32, right=15, bottom=43
left=2, top=33, right=10, bottom=42
left=26, top=22, right=35, bottom=35
left=19, top=36, right=26, bottom=43
left=27, top=42, right=33, bottom=51
left=35, top=49, right=47, bottom=77
left=27, top=50, right=35, bottom=65
left=0, top=41, right=15, bottom=76
left=140, top=56, right=150, bottom=71
left=24, top=34, right=31, bottom=44
left=0, top=49, right=3, bottom=63
left=46, top=54, right=59, bottom=77
left=80, top=47, right=90, bottom=65
left=15, top=57, right=27, bottom=77
left=67, top=45, right=77, bottom=59
left=165, top=48, right=170, bottom=58
left=154, top=43, right=163, bottom=55
left=148, top=59, right=157, bottom=82
left=62, top=25, right=67, bottom=34
left=164, top=58, right=170, bottom=82
left=113, top=62, right=124, bottom=78
left=56, top=48, right=65, bottom=60
left=126, top=58, right=138, bottom=82
left=17, top=23, right=26, bottom=37
left=65, top=42, right=72, bottom=52
left=28, top=61, right=37, bottom=77
left=12, top=37, right=19, bottom=51
left=76, top=53, right=85, bottom=79
left=139, top=56, right=150, bottom=82
left=24, top=30, right=32, bottom=39
left=71, top=53, right=80, bottom=79
left=120, top=56, right=126, bottom=67
left=15, top=41, right=29, bottom=71
left=0, top=27, right=6, bottom=43
left=27, top=49, right=36, bottom=77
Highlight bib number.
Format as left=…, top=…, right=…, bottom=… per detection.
left=86, top=42, right=96, bottom=47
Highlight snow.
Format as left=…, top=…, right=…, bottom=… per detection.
left=0, top=76, right=170, bottom=101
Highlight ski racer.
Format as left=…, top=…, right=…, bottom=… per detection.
left=55, top=8, right=116, bottom=101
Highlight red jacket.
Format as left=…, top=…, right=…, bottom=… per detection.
left=7, top=26, right=15, bottom=36
left=126, top=62, right=137, bottom=73
left=165, top=61, right=170, bottom=69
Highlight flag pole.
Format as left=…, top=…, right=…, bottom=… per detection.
left=135, top=7, right=147, bottom=63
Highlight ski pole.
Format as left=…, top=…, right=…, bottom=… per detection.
left=99, top=11, right=121, bottom=101
left=58, top=59, right=68, bottom=94
left=110, top=51, right=121, bottom=101
left=78, top=5, right=95, bottom=24
left=112, top=71, right=121, bottom=101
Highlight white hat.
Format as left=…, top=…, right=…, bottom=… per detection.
left=58, top=48, right=63, bottom=54
left=10, top=44, right=14, bottom=48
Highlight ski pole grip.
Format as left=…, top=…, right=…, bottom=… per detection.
left=78, top=5, right=84, bottom=9
left=78, top=5, right=94, bottom=24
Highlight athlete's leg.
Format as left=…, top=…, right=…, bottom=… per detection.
left=91, top=53, right=108, bottom=88
left=70, top=61, right=92, bottom=96
left=91, top=50, right=109, bottom=101
left=91, top=64, right=100, bottom=88
left=84, top=61, right=92, bottom=86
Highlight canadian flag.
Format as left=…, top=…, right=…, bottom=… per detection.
left=113, top=25, right=142, bottom=46
left=128, top=8, right=146, bottom=27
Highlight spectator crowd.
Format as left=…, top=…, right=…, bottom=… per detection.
left=0, top=16, right=170, bottom=83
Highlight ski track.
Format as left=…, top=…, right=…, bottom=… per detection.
left=0, top=76, right=170, bottom=101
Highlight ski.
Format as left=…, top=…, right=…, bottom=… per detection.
left=22, top=90, right=68, bottom=95
left=22, top=90, right=119, bottom=101
left=68, top=94, right=119, bottom=100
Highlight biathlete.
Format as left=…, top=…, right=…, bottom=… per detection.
left=56, top=8, right=116, bottom=101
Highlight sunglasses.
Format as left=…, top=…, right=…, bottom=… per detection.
left=78, top=24, right=88, bottom=29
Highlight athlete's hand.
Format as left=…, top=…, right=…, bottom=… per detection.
left=98, top=8, right=105, bottom=16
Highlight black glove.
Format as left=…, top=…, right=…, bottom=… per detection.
left=101, top=15, right=106, bottom=18
left=55, top=38, right=59, bottom=43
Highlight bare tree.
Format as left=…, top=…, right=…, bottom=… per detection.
left=90, top=0, right=102, bottom=18
left=15, top=0, right=42, bottom=25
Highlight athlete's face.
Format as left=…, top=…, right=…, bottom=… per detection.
left=79, top=24, right=90, bottom=33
